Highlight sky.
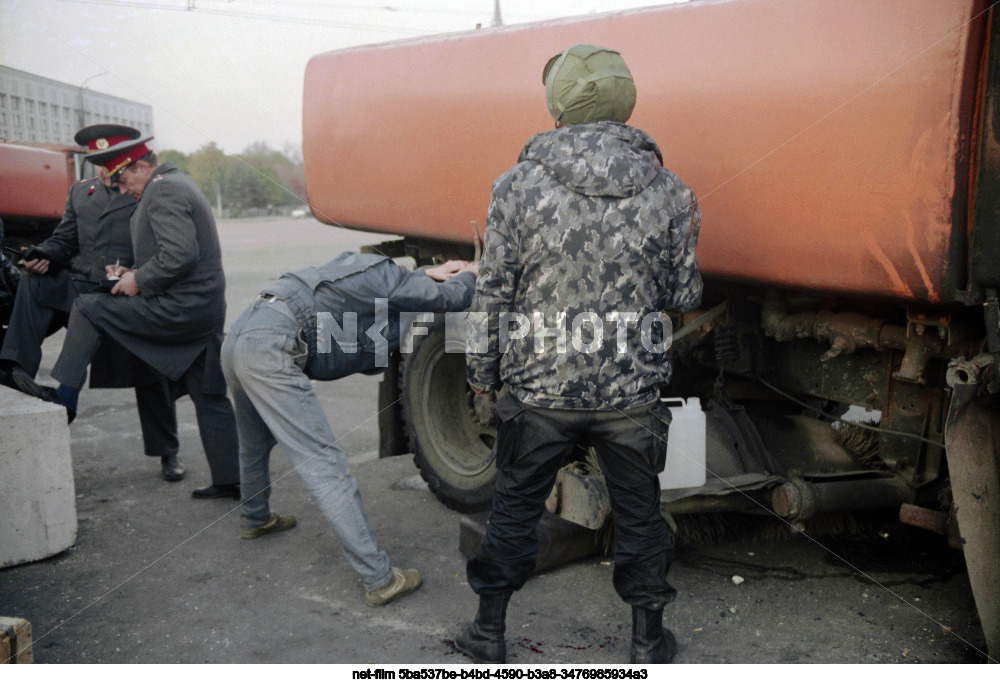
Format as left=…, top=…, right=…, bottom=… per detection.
left=0, top=0, right=677, bottom=155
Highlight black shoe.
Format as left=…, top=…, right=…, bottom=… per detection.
left=160, top=455, right=185, bottom=481
left=10, top=367, right=75, bottom=423
left=0, top=364, right=16, bottom=390
left=192, top=483, right=241, bottom=499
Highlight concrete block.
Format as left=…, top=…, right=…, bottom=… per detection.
left=0, top=386, right=76, bottom=568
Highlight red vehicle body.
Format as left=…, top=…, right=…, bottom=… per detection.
left=0, top=142, right=78, bottom=249
left=303, top=0, right=1000, bottom=657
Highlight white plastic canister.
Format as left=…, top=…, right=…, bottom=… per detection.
left=657, top=397, right=707, bottom=490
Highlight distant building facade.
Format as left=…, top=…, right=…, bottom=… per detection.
left=0, top=65, right=153, bottom=144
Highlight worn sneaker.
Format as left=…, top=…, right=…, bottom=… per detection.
left=239, top=512, right=297, bottom=539
left=364, top=567, right=422, bottom=607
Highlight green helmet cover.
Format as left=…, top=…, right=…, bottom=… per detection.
left=543, top=44, right=636, bottom=125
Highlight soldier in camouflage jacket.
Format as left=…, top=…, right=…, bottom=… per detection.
left=466, top=120, right=702, bottom=409
left=457, top=44, right=702, bottom=666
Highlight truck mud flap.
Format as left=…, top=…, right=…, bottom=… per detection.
left=945, top=357, right=1000, bottom=661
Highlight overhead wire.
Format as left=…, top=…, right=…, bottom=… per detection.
left=211, top=0, right=489, bottom=17
left=52, top=0, right=443, bottom=35
left=52, top=0, right=626, bottom=30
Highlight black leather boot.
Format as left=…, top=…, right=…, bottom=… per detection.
left=455, top=593, right=510, bottom=664
left=630, top=606, right=677, bottom=664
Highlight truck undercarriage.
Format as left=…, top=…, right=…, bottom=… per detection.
left=374, top=264, right=999, bottom=659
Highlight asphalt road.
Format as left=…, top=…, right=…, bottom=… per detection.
left=0, top=217, right=992, bottom=666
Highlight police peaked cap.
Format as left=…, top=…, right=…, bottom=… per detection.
left=85, top=135, right=155, bottom=179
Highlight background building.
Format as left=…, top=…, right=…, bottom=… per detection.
left=0, top=65, right=153, bottom=145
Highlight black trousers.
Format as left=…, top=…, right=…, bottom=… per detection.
left=0, top=301, right=12, bottom=348
left=52, top=307, right=239, bottom=485
left=467, top=394, right=677, bottom=611
left=0, top=271, right=69, bottom=377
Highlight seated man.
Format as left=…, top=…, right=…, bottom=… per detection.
left=0, top=125, right=181, bottom=482
left=221, top=253, right=476, bottom=607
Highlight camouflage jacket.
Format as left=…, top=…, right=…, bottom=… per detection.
left=467, top=121, right=703, bottom=410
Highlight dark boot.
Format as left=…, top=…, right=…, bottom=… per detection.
left=630, top=606, right=677, bottom=664
left=455, top=593, right=510, bottom=664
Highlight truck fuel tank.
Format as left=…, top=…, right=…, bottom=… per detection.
left=303, top=0, right=988, bottom=305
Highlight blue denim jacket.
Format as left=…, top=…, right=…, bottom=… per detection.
left=262, top=252, right=474, bottom=380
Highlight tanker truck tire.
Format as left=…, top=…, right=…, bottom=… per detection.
left=401, top=324, right=498, bottom=513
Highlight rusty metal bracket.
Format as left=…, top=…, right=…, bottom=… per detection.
left=760, top=303, right=980, bottom=385
left=892, top=308, right=954, bottom=384
left=761, top=305, right=905, bottom=361
left=899, top=502, right=963, bottom=549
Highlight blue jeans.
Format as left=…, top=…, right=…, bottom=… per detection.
left=220, top=297, right=393, bottom=590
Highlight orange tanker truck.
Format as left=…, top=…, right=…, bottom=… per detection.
left=303, top=0, right=999, bottom=658
left=0, top=142, right=77, bottom=251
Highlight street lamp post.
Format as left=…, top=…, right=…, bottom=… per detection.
left=77, top=72, right=106, bottom=130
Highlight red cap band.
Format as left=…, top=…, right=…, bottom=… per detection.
left=105, top=142, right=151, bottom=177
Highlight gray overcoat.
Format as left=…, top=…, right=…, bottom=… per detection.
left=75, top=162, right=228, bottom=392
left=1, top=177, right=154, bottom=388
left=35, top=177, right=137, bottom=309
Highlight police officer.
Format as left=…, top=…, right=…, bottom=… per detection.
left=1, top=125, right=181, bottom=482
left=15, top=134, right=241, bottom=499
left=457, top=45, right=703, bottom=664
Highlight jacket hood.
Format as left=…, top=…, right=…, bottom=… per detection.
left=518, top=121, right=663, bottom=198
